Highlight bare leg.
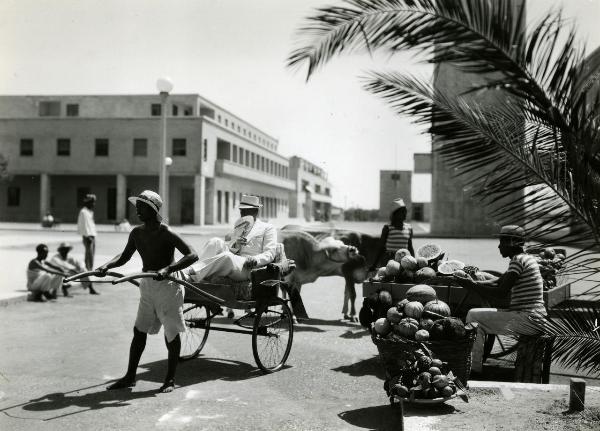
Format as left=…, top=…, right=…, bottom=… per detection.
left=107, top=327, right=146, bottom=390
left=158, top=334, right=180, bottom=393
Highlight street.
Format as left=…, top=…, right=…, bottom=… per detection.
left=0, top=227, right=599, bottom=430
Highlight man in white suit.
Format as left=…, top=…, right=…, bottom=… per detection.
left=186, top=195, right=277, bottom=282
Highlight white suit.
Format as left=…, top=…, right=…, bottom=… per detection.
left=187, top=219, right=278, bottom=282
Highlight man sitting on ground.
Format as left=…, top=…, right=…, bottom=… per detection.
left=47, top=242, right=93, bottom=297
left=27, top=244, right=67, bottom=302
left=453, top=225, right=546, bottom=375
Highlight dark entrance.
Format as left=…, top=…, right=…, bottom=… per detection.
left=181, top=188, right=194, bottom=224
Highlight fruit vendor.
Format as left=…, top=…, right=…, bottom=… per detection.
left=453, top=225, right=546, bottom=375
left=96, top=190, right=198, bottom=393
left=369, top=198, right=414, bottom=271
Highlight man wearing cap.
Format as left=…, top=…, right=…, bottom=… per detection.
left=47, top=242, right=91, bottom=297
left=454, top=225, right=546, bottom=375
left=96, top=190, right=198, bottom=393
left=185, top=194, right=277, bottom=284
left=77, top=193, right=99, bottom=295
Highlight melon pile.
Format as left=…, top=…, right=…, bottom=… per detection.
left=384, top=352, right=461, bottom=400
left=371, top=244, right=451, bottom=284
left=368, top=284, right=468, bottom=342
left=532, top=247, right=566, bottom=290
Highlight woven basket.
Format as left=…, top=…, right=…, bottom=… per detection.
left=372, top=327, right=477, bottom=385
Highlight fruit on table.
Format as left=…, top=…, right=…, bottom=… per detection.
left=395, top=248, right=412, bottom=261
left=376, top=267, right=387, bottom=279
left=405, top=284, right=437, bottom=304
left=396, top=298, right=409, bottom=311
left=463, top=265, right=479, bottom=278
left=393, top=384, right=409, bottom=397
left=428, top=366, right=442, bottom=376
left=379, top=290, right=393, bottom=308
left=431, top=358, right=443, bottom=368
left=441, top=317, right=466, bottom=340
left=420, top=318, right=435, bottom=331
left=396, top=317, right=419, bottom=338
left=416, top=243, right=443, bottom=261
left=429, top=320, right=445, bottom=340
left=541, top=247, right=556, bottom=259
left=454, top=269, right=468, bottom=278
left=397, top=270, right=415, bottom=283
left=437, top=259, right=466, bottom=275
left=373, top=317, right=391, bottom=336
left=423, top=299, right=452, bottom=318
left=417, top=371, right=432, bottom=389
left=415, top=267, right=436, bottom=283
left=400, top=255, right=419, bottom=271
left=386, top=260, right=401, bottom=276
left=403, top=301, right=424, bottom=319
left=414, top=329, right=429, bottom=341
left=432, top=374, right=450, bottom=389
left=416, top=256, right=429, bottom=269
left=386, top=306, right=403, bottom=323
left=440, top=385, right=454, bottom=397
left=417, top=355, right=433, bottom=372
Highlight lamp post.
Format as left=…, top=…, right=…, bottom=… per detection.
left=157, top=77, right=173, bottom=223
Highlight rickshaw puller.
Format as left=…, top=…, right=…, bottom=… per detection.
left=97, top=190, right=198, bottom=393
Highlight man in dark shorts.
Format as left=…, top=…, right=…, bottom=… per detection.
left=97, top=190, right=198, bottom=393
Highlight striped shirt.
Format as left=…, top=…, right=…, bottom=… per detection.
left=385, top=224, right=412, bottom=252
left=506, top=253, right=546, bottom=314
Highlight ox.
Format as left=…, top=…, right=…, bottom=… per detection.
left=278, top=228, right=376, bottom=321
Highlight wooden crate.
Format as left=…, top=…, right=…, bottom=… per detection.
left=364, top=280, right=572, bottom=309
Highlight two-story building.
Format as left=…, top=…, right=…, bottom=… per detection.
left=0, top=94, right=299, bottom=225
left=288, top=156, right=332, bottom=221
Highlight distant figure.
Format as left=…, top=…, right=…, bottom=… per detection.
left=41, top=212, right=54, bottom=228
left=48, top=242, right=92, bottom=297
left=26, top=244, right=66, bottom=302
left=115, top=218, right=132, bottom=232
left=370, top=198, right=414, bottom=271
left=77, top=193, right=99, bottom=295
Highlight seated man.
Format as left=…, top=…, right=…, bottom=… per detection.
left=185, top=195, right=277, bottom=283
left=454, top=225, right=546, bottom=375
left=27, top=244, right=67, bottom=301
left=47, top=242, right=95, bottom=297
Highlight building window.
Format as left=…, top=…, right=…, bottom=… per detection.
left=95, top=139, right=109, bottom=156
left=172, top=105, right=178, bottom=116
left=244, top=150, right=250, bottom=167
left=237, top=125, right=240, bottom=133
left=225, top=119, right=228, bottom=127
left=315, top=184, right=321, bottom=194
left=232, top=121, right=235, bottom=129
left=20, top=139, right=33, bottom=156
left=251, top=153, right=255, bottom=169
left=7, top=187, right=20, bottom=206
left=133, top=138, right=147, bottom=156
left=151, top=104, right=161, bottom=116
left=217, top=114, right=221, bottom=123
left=66, top=104, right=79, bottom=117
left=325, top=187, right=330, bottom=196
left=203, top=139, right=208, bottom=161
left=232, top=145, right=238, bottom=163
left=172, top=139, right=187, bottom=156
left=217, top=139, right=231, bottom=160
left=184, top=107, right=193, bottom=116
left=260, top=156, right=265, bottom=171
left=39, top=101, right=60, bottom=116
left=57, top=138, right=70, bottom=156
left=238, top=147, right=243, bottom=165
left=391, top=173, right=401, bottom=180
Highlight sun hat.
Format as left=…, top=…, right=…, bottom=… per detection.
left=494, top=225, right=526, bottom=244
left=238, top=194, right=263, bottom=209
left=128, top=190, right=163, bottom=221
left=57, top=242, right=73, bottom=251
left=83, top=193, right=97, bottom=203
left=393, top=198, right=407, bottom=208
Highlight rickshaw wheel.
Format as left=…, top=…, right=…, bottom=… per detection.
left=180, top=303, right=211, bottom=360
left=252, top=297, right=293, bottom=373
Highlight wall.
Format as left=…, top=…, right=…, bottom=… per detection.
left=379, top=170, right=412, bottom=221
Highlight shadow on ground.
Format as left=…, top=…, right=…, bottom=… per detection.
left=332, top=355, right=385, bottom=379
left=5, top=356, right=268, bottom=421
left=339, top=402, right=457, bottom=430
left=293, top=318, right=362, bottom=333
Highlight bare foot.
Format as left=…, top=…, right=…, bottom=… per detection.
left=106, top=377, right=136, bottom=390
left=158, top=380, right=175, bottom=393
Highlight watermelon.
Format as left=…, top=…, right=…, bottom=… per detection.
left=415, top=267, right=436, bottom=283
left=437, top=259, right=466, bottom=275
left=405, top=284, right=437, bottom=304
left=416, top=243, right=443, bottom=261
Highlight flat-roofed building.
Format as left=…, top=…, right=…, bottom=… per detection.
left=0, top=94, right=295, bottom=225
left=288, top=156, right=332, bottom=221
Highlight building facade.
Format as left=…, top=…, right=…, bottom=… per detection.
left=288, top=156, right=332, bottom=221
left=379, top=170, right=412, bottom=221
left=0, top=94, right=312, bottom=225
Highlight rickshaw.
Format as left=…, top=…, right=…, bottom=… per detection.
left=65, top=250, right=296, bottom=373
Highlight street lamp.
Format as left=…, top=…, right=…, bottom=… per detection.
left=157, top=77, right=173, bottom=223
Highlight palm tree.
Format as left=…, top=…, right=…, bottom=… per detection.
left=287, top=0, right=600, bottom=374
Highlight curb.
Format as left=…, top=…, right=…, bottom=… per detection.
left=0, top=294, right=28, bottom=307
left=468, top=381, right=569, bottom=391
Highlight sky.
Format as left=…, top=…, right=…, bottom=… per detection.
left=0, top=0, right=599, bottom=209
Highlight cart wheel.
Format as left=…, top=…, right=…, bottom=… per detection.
left=180, top=303, right=211, bottom=360
left=252, top=297, right=293, bottom=373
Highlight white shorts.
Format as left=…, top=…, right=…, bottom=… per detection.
left=135, top=277, right=185, bottom=342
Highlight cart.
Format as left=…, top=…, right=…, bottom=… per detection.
left=66, top=257, right=296, bottom=374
